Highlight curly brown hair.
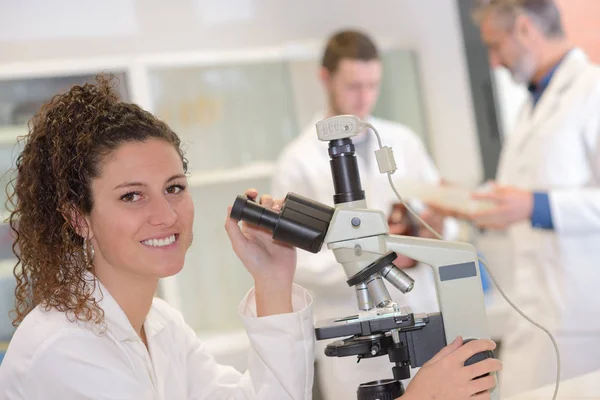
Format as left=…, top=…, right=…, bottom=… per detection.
left=8, top=74, right=187, bottom=327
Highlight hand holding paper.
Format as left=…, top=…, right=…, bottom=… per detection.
left=423, top=181, right=534, bottom=230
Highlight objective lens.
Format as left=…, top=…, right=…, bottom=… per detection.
left=355, top=282, right=373, bottom=311
left=381, top=264, right=415, bottom=294
left=365, top=275, right=392, bottom=308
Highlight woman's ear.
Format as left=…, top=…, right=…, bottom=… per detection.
left=62, top=205, right=93, bottom=240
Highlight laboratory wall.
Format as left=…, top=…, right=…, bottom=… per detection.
left=557, top=0, right=600, bottom=63
left=0, top=0, right=483, bottom=186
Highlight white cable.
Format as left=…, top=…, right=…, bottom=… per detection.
left=365, top=123, right=561, bottom=400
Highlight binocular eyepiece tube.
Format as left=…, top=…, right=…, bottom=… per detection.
left=230, top=193, right=335, bottom=254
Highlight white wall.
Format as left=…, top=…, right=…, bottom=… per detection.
left=0, top=0, right=483, bottom=186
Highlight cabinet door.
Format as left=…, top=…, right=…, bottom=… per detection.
left=0, top=73, right=130, bottom=215
left=148, top=62, right=299, bottom=173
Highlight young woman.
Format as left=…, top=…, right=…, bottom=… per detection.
left=0, top=76, right=500, bottom=400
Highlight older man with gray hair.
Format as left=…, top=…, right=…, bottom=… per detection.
left=433, top=0, right=600, bottom=396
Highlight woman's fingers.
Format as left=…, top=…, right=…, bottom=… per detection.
left=453, top=339, right=496, bottom=364
left=259, top=194, right=274, bottom=209
left=273, top=199, right=284, bottom=210
left=469, top=375, right=498, bottom=396
left=424, top=336, right=463, bottom=365
left=466, top=358, right=502, bottom=380
left=244, top=188, right=258, bottom=200
left=225, top=206, right=247, bottom=253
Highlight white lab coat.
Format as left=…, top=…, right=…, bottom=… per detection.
left=271, top=115, right=457, bottom=400
left=0, top=276, right=315, bottom=400
left=496, top=48, right=600, bottom=396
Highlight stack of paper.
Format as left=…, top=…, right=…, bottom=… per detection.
left=392, top=179, right=496, bottom=215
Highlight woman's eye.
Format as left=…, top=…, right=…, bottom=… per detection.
left=166, top=184, right=186, bottom=195
left=120, top=192, right=142, bottom=202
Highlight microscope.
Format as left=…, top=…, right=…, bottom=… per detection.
left=230, top=115, right=499, bottom=400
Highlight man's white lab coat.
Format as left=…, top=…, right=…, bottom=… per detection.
left=496, top=48, right=600, bottom=396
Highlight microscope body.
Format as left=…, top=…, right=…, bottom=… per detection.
left=231, top=115, right=499, bottom=399
left=324, top=201, right=492, bottom=349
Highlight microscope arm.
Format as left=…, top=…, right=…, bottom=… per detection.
left=327, top=226, right=498, bottom=400
left=384, top=235, right=491, bottom=345
left=324, top=206, right=490, bottom=344
left=328, top=233, right=491, bottom=344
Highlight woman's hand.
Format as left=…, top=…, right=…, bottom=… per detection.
left=225, top=189, right=297, bottom=317
left=403, top=337, right=501, bottom=400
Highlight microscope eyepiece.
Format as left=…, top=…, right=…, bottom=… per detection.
left=329, top=138, right=366, bottom=204
left=231, top=196, right=278, bottom=231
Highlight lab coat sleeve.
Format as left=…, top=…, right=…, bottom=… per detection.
left=185, top=284, right=314, bottom=400
left=549, top=108, right=600, bottom=234
left=550, top=188, right=600, bottom=234
left=22, top=331, right=155, bottom=400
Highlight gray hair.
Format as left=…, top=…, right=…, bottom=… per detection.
left=472, top=0, right=565, bottom=39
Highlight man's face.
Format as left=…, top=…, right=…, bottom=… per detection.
left=323, top=58, right=382, bottom=119
left=480, top=13, right=537, bottom=84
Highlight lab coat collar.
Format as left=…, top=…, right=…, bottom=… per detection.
left=514, top=48, right=589, bottom=151
left=546, top=48, right=588, bottom=96
left=526, top=48, right=587, bottom=113
left=83, top=271, right=169, bottom=342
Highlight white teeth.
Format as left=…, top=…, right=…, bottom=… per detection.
left=142, top=234, right=176, bottom=247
